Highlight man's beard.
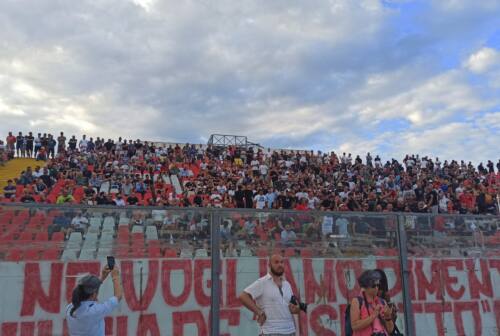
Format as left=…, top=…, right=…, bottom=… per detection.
left=270, top=267, right=284, bottom=277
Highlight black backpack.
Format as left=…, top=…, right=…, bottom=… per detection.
left=344, top=296, right=364, bottom=336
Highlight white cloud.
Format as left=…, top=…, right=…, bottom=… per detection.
left=351, top=70, right=496, bottom=127
left=0, top=0, right=498, bottom=164
left=465, top=47, right=500, bottom=73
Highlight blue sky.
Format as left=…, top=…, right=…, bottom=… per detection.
left=0, top=0, right=499, bottom=164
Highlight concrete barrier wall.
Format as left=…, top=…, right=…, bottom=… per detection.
left=1, top=256, right=499, bottom=336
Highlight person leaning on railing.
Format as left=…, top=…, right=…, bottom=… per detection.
left=66, top=265, right=122, bottom=336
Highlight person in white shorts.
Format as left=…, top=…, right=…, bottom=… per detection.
left=239, top=254, right=300, bottom=336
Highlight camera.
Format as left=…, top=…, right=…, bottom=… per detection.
left=290, top=295, right=308, bottom=312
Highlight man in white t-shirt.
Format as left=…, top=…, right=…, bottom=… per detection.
left=259, top=163, right=269, bottom=177
left=71, top=212, right=89, bottom=234
left=79, top=135, right=89, bottom=152
left=239, top=254, right=300, bottom=336
left=251, top=158, right=260, bottom=176
left=254, top=190, right=267, bottom=209
left=322, top=216, right=333, bottom=236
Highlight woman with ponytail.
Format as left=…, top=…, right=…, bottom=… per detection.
left=66, top=265, right=122, bottom=336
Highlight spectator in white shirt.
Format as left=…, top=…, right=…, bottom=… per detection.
left=239, top=254, right=300, bottom=336
left=259, top=163, right=269, bottom=177
left=70, top=212, right=89, bottom=235
left=438, top=192, right=449, bottom=213
left=254, top=190, right=267, bottom=209
left=66, top=267, right=122, bottom=336
left=79, top=135, right=89, bottom=152
left=281, top=224, right=297, bottom=245
left=114, top=195, right=126, bottom=206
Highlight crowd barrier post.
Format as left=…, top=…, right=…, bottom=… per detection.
left=397, top=214, right=414, bottom=336
left=210, top=210, right=222, bottom=336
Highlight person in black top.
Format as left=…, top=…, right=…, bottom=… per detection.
left=104, top=139, right=114, bottom=152
left=234, top=185, right=245, bottom=208
left=278, top=190, right=296, bottom=209
left=57, top=132, right=67, bottom=154
left=189, top=190, right=200, bottom=207
left=20, top=190, right=36, bottom=203
left=3, top=180, right=16, bottom=199
left=68, top=136, right=77, bottom=151
left=48, top=134, right=57, bottom=159
left=425, top=184, right=438, bottom=214
left=41, top=133, right=49, bottom=149
left=16, top=132, right=24, bottom=157
left=243, top=184, right=254, bottom=209
left=26, top=132, right=34, bottom=158
left=96, top=192, right=108, bottom=205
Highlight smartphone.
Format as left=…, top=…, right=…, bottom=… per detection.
left=107, top=256, right=115, bottom=270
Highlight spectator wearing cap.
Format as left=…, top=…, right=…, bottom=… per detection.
left=66, top=265, right=122, bottom=336
left=350, top=270, right=394, bottom=336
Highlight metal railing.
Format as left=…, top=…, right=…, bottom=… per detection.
left=0, top=203, right=498, bottom=335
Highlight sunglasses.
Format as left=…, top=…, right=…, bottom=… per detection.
left=371, top=283, right=381, bottom=288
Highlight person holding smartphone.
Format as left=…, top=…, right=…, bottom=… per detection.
left=350, top=270, right=394, bottom=336
left=66, top=263, right=122, bottom=336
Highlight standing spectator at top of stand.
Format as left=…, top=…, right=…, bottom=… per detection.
left=79, top=135, right=89, bottom=152
left=48, top=134, right=57, bottom=159
left=6, top=132, right=16, bottom=154
left=57, top=131, right=67, bottom=154
left=26, top=132, right=34, bottom=158
left=34, top=133, right=42, bottom=157
left=16, top=132, right=25, bottom=157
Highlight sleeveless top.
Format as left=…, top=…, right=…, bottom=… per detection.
left=352, top=292, right=388, bottom=336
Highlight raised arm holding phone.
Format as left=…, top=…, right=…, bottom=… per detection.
left=66, top=259, right=122, bottom=336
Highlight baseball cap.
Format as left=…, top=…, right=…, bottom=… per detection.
left=78, top=275, right=102, bottom=295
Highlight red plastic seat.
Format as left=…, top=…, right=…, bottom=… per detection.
left=147, top=246, right=162, bottom=258
left=284, top=248, right=296, bottom=257
left=118, top=226, right=129, bottom=234
left=132, top=233, right=144, bottom=241
left=6, top=249, right=23, bottom=262
left=164, top=248, right=177, bottom=258
left=118, top=232, right=130, bottom=242
left=51, top=232, right=65, bottom=241
left=256, top=248, right=268, bottom=258
left=129, top=248, right=146, bottom=258
left=35, top=232, right=49, bottom=241
left=115, top=247, right=129, bottom=258
left=11, top=217, right=27, bottom=226
left=24, top=249, right=40, bottom=260
left=15, top=185, right=25, bottom=197
left=41, top=249, right=60, bottom=260
left=301, top=248, right=313, bottom=258
left=0, top=233, right=16, bottom=242
left=148, top=240, right=161, bottom=248
left=19, top=232, right=34, bottom=241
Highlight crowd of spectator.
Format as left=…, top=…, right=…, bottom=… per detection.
left=1, top=131, right=499, bottom=217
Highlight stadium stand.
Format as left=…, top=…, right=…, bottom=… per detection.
left=0, top=131, right=498, bottom=262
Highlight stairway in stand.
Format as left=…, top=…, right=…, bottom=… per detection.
left=0, top=158, right=42, bottom=191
